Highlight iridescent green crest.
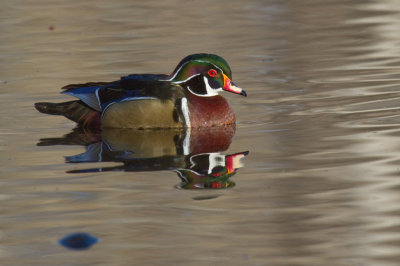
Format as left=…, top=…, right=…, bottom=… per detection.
left=168, top=53, right=233, bottom=82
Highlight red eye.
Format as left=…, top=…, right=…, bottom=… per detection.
left=208, top=69, right=217, bottom=77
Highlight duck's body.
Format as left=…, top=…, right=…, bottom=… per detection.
left=35, top=54, right=246, bottom=129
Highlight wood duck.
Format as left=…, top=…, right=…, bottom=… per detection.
left=35, top=53, right=246, bottom=129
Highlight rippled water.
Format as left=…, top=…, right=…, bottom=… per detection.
left=2, top=0, right=400, bottom=265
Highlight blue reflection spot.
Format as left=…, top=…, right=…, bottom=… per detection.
left=59, top=232, right=99, bottom=250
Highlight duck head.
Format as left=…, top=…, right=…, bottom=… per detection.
left=165, top=53, right=247, bottom=97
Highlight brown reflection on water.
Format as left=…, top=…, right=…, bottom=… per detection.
left=37, top=126, right=248, bottom=190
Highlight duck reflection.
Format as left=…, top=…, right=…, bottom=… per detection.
left=38, top=125, right=248, bottom=189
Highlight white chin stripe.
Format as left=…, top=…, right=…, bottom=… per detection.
left=186, top=77, right=221, bottom=97
left=203, top=77, right=220, bottom=96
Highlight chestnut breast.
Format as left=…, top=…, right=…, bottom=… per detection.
left=186, top=94, right=236, bottom=127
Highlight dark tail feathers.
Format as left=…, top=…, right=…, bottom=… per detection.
left=35, top=101, right=76, bottom=115
left=35, top=101, right=101, bottom=128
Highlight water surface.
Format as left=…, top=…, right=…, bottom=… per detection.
left=1, top=0, right=400, bottom=265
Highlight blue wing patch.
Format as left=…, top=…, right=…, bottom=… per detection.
left=62, top=86, right=102, bottom=111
